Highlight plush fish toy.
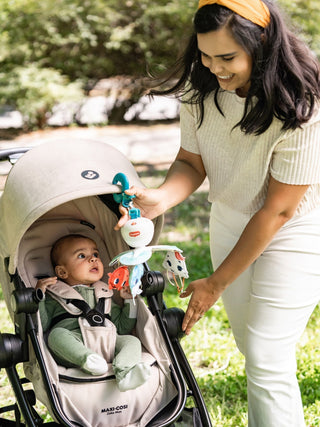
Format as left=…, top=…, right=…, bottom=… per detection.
left=108, top=266, right=129, bottom=291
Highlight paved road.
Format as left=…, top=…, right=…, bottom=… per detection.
left=0, top=123, right=180, bottom=164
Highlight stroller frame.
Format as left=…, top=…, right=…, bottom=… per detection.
left=0, top=144, right=212, bottom=427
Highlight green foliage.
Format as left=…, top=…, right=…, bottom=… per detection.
left=0, top=0, right=319, bottom=129
left=0, top=64, right=83, bottom=129
left=279, top=0, right=320, bottom=58
left=0, top=0, right=196, bottom=82
left=0, top=1, right=313, bottom=81
left=0, top=0, right=196, bottom=128
left=0, top=0, right=318, bottom=84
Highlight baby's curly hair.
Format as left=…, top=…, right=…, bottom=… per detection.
left=50, top=234, right=93, bottom=267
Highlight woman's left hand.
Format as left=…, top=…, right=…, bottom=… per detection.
left=180, top=276, right=225, bottom=335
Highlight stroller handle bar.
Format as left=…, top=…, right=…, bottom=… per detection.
left=0, top=147, right=30, bottom=164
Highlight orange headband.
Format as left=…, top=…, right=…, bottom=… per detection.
left=198, top=0, right=270, bottom=28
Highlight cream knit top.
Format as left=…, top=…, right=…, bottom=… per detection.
left=180, top=90, right=320, bottom=216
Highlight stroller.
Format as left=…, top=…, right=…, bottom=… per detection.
left=0, top=139, right=212, bottom=427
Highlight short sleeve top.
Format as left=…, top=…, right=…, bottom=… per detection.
left=180, top=90, right=320, bottom=216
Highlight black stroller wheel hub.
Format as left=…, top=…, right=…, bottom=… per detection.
left=11, top=288, right=44, bottom=315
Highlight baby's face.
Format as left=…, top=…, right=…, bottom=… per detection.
left=56, top=237, right=104, bottom=286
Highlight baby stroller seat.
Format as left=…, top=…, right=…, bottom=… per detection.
left=20, top=214, right=177, bottom=427
left=0, top=140, right=212, bottom=426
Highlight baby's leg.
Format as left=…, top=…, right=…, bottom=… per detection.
left=48, top=327, right=108, bottom=375
left=113, top=335, right=151, bottom=391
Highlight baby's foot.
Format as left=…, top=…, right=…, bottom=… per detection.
left=117, top=363, right=151, bottom=391
left=82, top=353, right=108, bottom=376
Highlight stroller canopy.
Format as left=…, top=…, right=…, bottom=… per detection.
left=0, top=139, right=159, bottom=274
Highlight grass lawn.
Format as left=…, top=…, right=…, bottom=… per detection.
left=1, top=184, right=320, bottom=425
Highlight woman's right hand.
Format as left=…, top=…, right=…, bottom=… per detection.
left=114, top=186, right=167, bottom=230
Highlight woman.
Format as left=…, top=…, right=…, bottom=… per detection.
left=116, top=1, right=320, bottom=425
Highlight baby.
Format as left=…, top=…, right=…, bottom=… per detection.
left=36, top=234, right=150, bottom=391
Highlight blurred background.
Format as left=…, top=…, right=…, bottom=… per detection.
left=0, top=0, right=319, bottom=131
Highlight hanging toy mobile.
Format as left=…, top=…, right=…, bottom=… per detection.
left=109, top=173, right=189, bottom=298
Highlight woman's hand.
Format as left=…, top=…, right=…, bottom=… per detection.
left=35, top=276, right=57, bottom=293
left=114, top=186, right=167, bottom=230
left=179, top=178, right=310, bottom=335
left=114, top=148, right=207, bottom=230
left=180, top=276, right=225, bottom=335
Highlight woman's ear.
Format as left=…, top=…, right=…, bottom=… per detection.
left=55, top=265, right=68, bottom=279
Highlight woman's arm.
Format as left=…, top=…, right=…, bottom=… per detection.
left=181, top=176, right=310, bottom=334
left=159, top=147, right=207, bottom=209
left=115, top=147, right=206, bottom=229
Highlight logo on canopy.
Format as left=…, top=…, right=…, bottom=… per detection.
left=81, top=170, right=100, bottom=180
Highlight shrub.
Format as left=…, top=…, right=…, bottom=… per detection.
left=0, top=64, right=83, bottom=129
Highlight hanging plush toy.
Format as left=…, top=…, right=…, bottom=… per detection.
left=113, top=172, right=155, bottom=248
left=129, top=264, right=144, bottom=299
left=111, top=173, right=189, bottom=296
left=162, top=250, right=189, bottom=293
left=108, top=266, right=129, bottom=291
left=120, top=213, right=154, bottom=248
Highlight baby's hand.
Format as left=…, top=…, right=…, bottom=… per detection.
left=119, top=287, right=133, bottom=300
left=36, top=277, right=57, bottom=293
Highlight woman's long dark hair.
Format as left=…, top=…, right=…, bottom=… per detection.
left=151, top=1, right=320, bottom=135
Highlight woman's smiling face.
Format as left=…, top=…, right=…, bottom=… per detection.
left=197, top=26, right=253, bottom=97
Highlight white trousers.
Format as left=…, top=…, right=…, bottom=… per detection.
left=209, top=202, right=320, bottom=427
